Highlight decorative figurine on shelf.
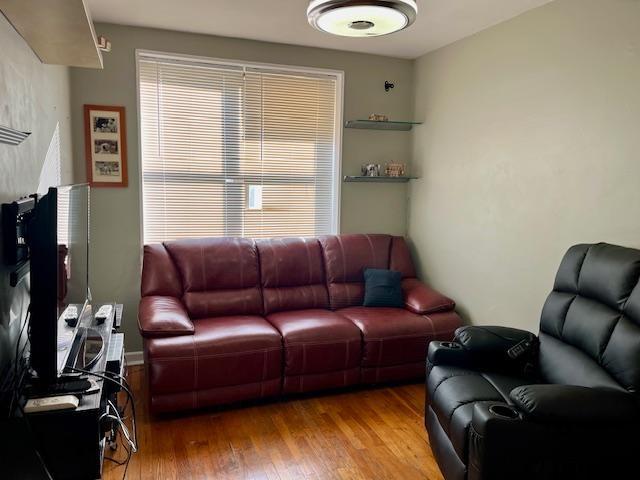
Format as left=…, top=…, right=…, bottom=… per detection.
left=362, top=163, right=382, bottom=177
left=368, top=113, right=389, bottom=122
left=385, top=162, right=406, bottom=177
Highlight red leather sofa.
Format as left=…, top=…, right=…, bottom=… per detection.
left=139, top=234, right=462, bottom=413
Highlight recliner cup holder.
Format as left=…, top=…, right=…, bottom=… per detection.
left=440, top=342, right=461, bottom=349
left=489, top=404, right=520, bottom=419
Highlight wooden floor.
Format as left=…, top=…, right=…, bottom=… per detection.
left=104, top=366, right=444, bottom=480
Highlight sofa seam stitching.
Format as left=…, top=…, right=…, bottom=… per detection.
left=151, top=346, right=281, bottom=361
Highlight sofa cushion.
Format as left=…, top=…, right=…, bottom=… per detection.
left=257, top=237, right=329, bottom=314
left=319, top=234, right=392, bottom=309
left=338, top=306, right=436, bottom=367
left=427, top=365, right=533, bottom=460
left=164, top=237, right=262, bottom=318
left=266, top=309, right=361, bottom=376
left=363, top=268, right=404, bottom=308
left=145, top=315, right=282, bottom=396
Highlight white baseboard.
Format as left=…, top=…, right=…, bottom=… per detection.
left=125, top=350, right=144, bottom=366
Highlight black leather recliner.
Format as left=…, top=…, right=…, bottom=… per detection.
left=425, top=243, right=640, bottom=480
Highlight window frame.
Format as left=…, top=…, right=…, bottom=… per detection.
left=135, top=49, right=344, bottom=244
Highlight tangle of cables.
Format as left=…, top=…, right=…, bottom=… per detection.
left=67, top=367, right=138, bottom=479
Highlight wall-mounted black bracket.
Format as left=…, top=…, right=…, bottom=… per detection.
left=384, top=81, right=395, bottom=92
left=2, top=195, right=37, bottom=287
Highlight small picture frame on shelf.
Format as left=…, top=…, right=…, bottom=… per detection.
left=384, top=162, right=406, bottom=177
left=84, top=104, right=128, bottom=187
left=361, top=163, right=382, bottom=177
left=368, top=113, right=389, bottom=122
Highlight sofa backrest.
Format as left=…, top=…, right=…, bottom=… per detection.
left=318, top=234, right=417, bottom=309
left=389, top=235, right=418, bottom=279
left=257, top=237, right=329, bottom=315
left=141, top=244, right=183, bottom=298
left=141, top=234, right=420, bottom=316
left=163, top=237, right=263, bottom=319
left=539, top=243, right=640, bottom=395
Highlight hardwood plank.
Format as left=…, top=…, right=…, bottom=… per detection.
left=104, top=367, right=444, bottom=480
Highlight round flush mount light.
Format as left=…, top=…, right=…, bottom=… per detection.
left=307, top=0, right=418, bottom=37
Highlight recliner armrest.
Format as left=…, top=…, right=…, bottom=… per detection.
left=455, top=325, right=534, bottom=353
left=138, top=296, right=194, bottom=338
left=427, top=341, right=473, bottom=369
left=402, top=278, right=455, bottom=314
left=510, top=384, right=639, bottom=423
left=446, top=325, right=538, bottom=375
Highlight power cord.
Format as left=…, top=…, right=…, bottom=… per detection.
left=5, top=307, right=31, bottom=417
left=103, top=427, right=131, bottom=467
left=66, top=366, right=137, bottom=479
left=107, top=399, right=136, bottom=452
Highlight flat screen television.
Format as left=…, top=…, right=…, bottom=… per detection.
left=29, top=185, right=90, bottom=383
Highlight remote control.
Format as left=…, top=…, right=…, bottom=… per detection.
left=62, top=305, right=79, bottom=327
left=24, top=395, right=79, bottom=413
left=95, top=304, right=113, bottom=324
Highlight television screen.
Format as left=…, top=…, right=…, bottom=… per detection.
left=56, top=185, right=90, bottom=320
left=29, top=184, right=90, bottom=383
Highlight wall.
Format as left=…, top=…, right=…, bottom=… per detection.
left=409, top=0, right=640, bottom=332
left=0, top=14, right=72, bottom=376
left=70, top=24, right=414, bottom=351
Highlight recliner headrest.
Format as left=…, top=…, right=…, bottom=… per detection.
left=554, top=243, right=640, bottom=322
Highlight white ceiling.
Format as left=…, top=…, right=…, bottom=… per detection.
left=87, top=0, right=553, bottom=59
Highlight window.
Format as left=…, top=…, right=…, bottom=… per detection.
left=247, top=185, right=263, bottom=211
left=137, top=51, right=342, bottom=243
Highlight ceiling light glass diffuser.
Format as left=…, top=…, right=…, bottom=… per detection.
left=307, top=0, right=417, bottom=37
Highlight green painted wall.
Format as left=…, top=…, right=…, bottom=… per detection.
left=70, top=24, right=415, bottom=351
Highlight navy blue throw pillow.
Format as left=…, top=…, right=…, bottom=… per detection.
left=363, top=268, right=404, bottom=308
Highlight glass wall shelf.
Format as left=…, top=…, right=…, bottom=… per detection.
left=343, top=176, right=418, bottom=183
left=344, top=120, right=422, bottom=131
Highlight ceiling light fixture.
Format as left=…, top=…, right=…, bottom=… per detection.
left=307, top=0, right=418, bottom=37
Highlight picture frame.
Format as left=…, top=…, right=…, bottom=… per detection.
left=84, top=104, right=128, bottom=187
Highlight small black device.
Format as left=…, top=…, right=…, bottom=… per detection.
left=62, top=305, right=80, bottom=327
left=106, top=332, right=124, bottom=380
left=64, top=318, right=78, bottom=328
left=2, top=194, right=36, bottom=265
left=114, top=304, right=123, bottom=329
left=94, top=304, right=113, bottom=325
left=2, top=194, right=37, bottom=287
left=25, top=378, right=92, bottom=398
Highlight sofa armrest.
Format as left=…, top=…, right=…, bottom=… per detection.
left=402, top=278, right=455, bottom=314
left=510, top=384, right=639, bottom=423
left=138, top=296, right=194, bottom=338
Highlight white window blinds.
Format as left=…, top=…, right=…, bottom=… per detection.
left=138, top=52, right=341, bottom=244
